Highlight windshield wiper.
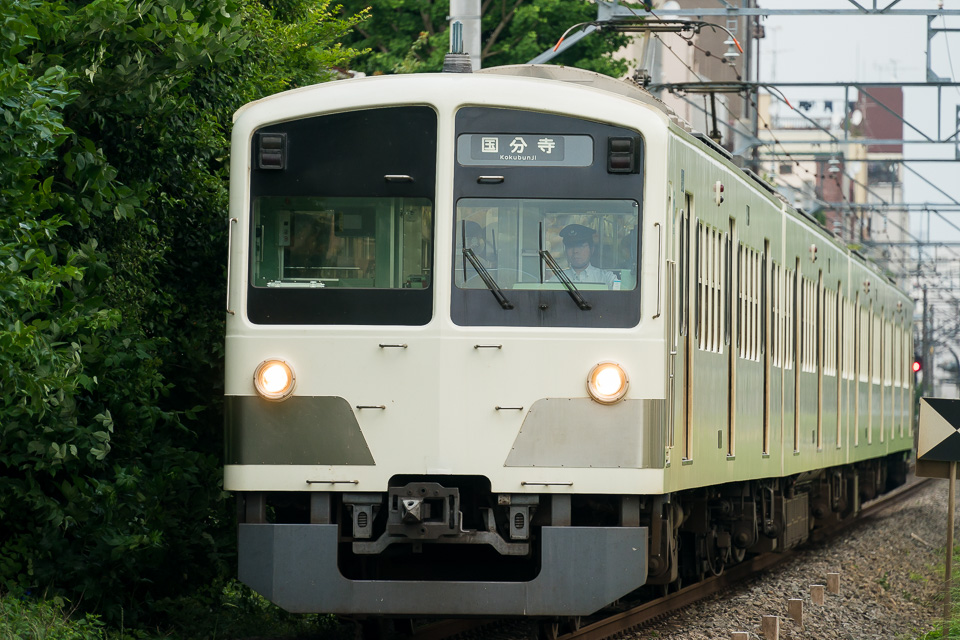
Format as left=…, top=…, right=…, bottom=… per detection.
left=462, top=248, right=513, bottom=310
left=539, top=250, right=591, bottom=311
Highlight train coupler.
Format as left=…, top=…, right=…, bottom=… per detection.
left=348, top=482, right=533, bottom=556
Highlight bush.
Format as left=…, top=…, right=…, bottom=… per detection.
left=0, top=0, right=363, bottom=626
left=0, top=592, right=107, bottom=640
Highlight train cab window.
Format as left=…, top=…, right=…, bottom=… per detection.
left=452, top=198, right=640, bottom=327
left=245, top=106, right=437, bottom=325
left=251, top=197, right=432, bottom=290
left=452, top=107, right=643, bottom=328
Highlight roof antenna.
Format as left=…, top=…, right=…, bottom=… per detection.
left=443, top=21, right=473, bottom=73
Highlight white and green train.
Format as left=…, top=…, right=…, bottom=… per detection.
left=224, top=65, right=913, bottom=618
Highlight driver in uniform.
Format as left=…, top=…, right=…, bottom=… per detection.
left=558, top=223, right=616, bottom=289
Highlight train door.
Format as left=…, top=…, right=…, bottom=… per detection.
left=793, top=258, right=801, bottom=453
left=861, top=304, right=876, bottom=445
left=727, top=218, right=737, bottom=457
left=763, top=240, right=771, bottom=454
left=868, top=303, right=876, bottom=445
left=836, top=285, right=843, bottom=449
left=854, top=294, right=862, bottom=447
left=879, top=311, right=885, bottom=444
left=666, top=193, right=677, bottom=460
left=888, top=320, right=901, bottom=440
left=682, top=193, right=694, bottom=461
left=816, top=270, right=823, bottom=450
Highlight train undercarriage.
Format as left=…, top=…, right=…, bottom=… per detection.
left=235, top=452, right=908, bottom=629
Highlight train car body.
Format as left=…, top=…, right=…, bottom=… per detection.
left=224, top=65, right=913, bottom=617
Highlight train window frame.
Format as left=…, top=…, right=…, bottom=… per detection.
left=725, top=225, right=733, bottom=347
left=680, top=205, right=690, bottom=338
left=244, top=105, right=438, bottom=326
left=761, top=242, right=768, bottom=357
left=694, top=219, right=702, bottom=343
left=823, top=285, right=838, bottom=377
left=783, top=266, right=795, bottom=371
left=450, top=197, right=641, bottom=328
left=738, top=243, right=761, bottom=363
left=450, top=106, right=644, bottom=329
left=871, top=307, right=881, bottom=386
left=770, top=261, right=781, bottom=368
left=697, top=221, right=723, bottom=354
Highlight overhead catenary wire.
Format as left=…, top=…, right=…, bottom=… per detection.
left=652, top=31, right=960, bottom=323
left=631, top=10, right=960, bottom=345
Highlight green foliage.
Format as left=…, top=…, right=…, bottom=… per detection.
left=338, top=0, right=629, bottom=77
left=0, top=0, right=363, bottom=627
left=910, top=545, right=960, bottom=639
left=148, top=579, right=349, bottom=640
left=0, top=591, right=106, bottom=640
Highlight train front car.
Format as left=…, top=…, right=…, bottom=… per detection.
left=224, top=67, right=669, bottom=617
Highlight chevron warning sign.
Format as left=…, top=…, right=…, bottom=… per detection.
left=919, top=398, right=960, bottom=462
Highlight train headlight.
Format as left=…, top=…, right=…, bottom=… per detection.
left=586, top=361, right=629, bottom=404
left=254, top=359, right=296, bottom=401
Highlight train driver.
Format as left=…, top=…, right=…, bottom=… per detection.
left=558, top=223, right=616, bottom=289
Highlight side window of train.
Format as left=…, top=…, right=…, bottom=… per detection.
left=799, top=276, right=817, bottom=374
left=771, top=262, right=780, bottom=367
left=783, top=266, right=795, bottom=370
left=694, top=219, right=701, bottom=343
left=724, top=223, right=733, bottom=347
left=738, top=244, right=761, bottom=362
left=872, top=307, right=881, bottom=385
left=846, top=296, right=855, bottom=380
left=680, top=194, right=692, bottom=337
left=696, top=222, right=723, bottom=354
left=823, top=285, right=838, bottom=377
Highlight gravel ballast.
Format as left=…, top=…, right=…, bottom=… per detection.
left=638, top=478, right=951, bottom=640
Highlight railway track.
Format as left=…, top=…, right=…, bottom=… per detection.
left=403, top=473, right=934, bottom=640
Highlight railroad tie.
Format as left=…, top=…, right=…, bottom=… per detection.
left=827, top=572, right=841, bottom=594
left=811, top=584, right=826, bottom=605
left=788, top=598, right=803, bottom=625
left=761, top=615, right=779, bottom=640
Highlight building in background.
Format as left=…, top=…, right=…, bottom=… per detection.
left=754, top=87, right=908, bottom=287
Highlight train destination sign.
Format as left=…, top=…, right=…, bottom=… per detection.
left=456, top=134, right=593, bottom=167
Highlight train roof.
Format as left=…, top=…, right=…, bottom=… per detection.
left=232, top=64, right=908, bottom=302
left=477, top=66, right=906, bottom=298
left=476, top=64, right=693, bottom=131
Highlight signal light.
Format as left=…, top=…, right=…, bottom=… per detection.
left=912, top=360, right=922, bottom=373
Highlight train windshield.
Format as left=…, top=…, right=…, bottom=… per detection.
left=451, top=198, right=641, bottom=328
left=455, top=198, right=639, bottom=292
left=251, top=196, right=432, bottom=290
left=245, top=105, right=437, bottom=325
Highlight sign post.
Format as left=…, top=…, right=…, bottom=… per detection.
left=949, top=460, right=956, bottom=639
left=917, top=398, right=960, bottom=637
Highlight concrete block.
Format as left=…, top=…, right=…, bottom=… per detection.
left=731, top=633, right=749, bottom=640
left=788, top=598, right=803, bottom=625
left=811, top=584, right=826, bottom=605
left=827, top=572, right=841, bottom=594
left=762, top=615, right=779, bottom=640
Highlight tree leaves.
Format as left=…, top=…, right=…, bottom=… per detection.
left=0, top=0, right=364, bottom=626
left=336, top=0, right=629, bottom=77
